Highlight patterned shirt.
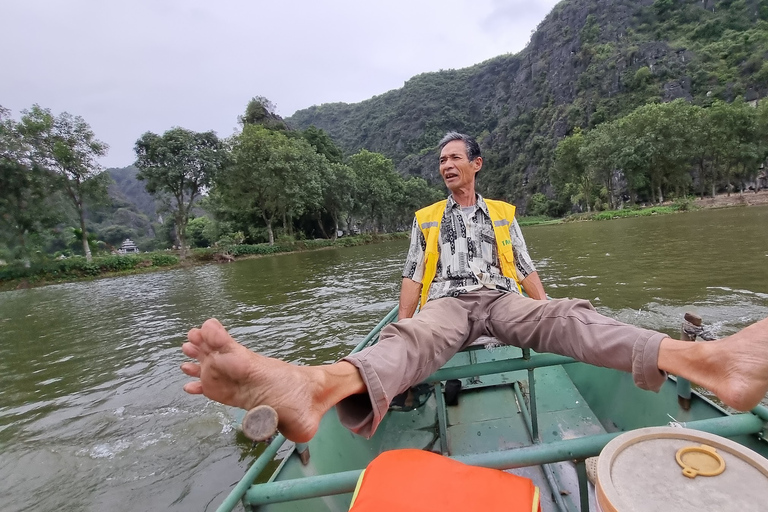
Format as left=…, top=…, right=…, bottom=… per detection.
left=402, top=194, right=537, bottom=303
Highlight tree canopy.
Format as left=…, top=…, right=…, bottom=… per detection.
left=134, top=127, right=226, bottom=258
left=17, top=105, right=110, bottom=261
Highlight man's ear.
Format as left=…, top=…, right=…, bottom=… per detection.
left=473, top=156, right=483, bottom=173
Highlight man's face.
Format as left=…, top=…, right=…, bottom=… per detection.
left=439, top=140, right=482, bottom=193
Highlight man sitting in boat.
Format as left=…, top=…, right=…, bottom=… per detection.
left=180, top=132, right=768, bottom=444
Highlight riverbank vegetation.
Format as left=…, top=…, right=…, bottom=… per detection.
left=553, top=98, right=768, bottom=214
left=0, top=232, right=409, bottom=291
left=3, top=93, right=766, bottom=288
left=0, top=98, right=443, bottom=281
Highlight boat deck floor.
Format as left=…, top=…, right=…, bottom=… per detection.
left=264, top=345, right=605, bottom=511
left=442, top=345, right=602, bottom=511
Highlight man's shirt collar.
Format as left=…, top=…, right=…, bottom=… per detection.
left=446, top=194, right=490, bottom=218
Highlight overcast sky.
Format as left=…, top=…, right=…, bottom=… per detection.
left=1, top=0, right=560, bottom=168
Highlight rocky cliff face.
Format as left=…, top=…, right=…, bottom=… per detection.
left=287, top=0, right=767, bottom=206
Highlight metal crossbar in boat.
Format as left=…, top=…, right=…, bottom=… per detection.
left=216, top=305, right=768, bottom=512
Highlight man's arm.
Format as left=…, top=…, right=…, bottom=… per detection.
left=398, top=278, right=423, bottom=320
left=400, top=217, right=426, bottom=320
left=520, top=271, right=547, bottom=300
left=509, top=218, right=545, bottom=299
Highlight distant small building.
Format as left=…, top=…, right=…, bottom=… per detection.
left=118, top=238, right=140, bottom=254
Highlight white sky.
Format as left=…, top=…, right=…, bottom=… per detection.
left=1, top=0, right=560, bottom=167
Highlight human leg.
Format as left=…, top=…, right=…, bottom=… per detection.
left=486, top=294, right=668, bottom=390
left=181, top=318, right=365, bottom=443
left=487, top=294, right=768, bottom=410
left=339, top=294, right=484, bottom=437
left=658, top=317, right=768, bottom=411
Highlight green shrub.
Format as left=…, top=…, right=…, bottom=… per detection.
left=150, top=254, right=179, bottom=267
left=228, top=244, right=283, bottom=257
left=96, top=255, right=144, bottom=272
left=672, top=196, right=696, bottom=211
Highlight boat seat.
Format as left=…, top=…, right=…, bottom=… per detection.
left=348, top=449, right=541, bottom=512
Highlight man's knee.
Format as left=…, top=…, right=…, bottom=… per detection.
left=552, top=297, right=596, bottom=314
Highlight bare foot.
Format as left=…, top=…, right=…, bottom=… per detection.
left=181, top=319, right=363, bottom=443
left=663, top=317, right=768, bottom=411
left=707, top=318, right=768, bottom=411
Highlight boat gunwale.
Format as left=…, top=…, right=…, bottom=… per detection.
left=240, top=413, right=767, bottom=506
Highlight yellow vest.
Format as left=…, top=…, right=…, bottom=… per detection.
left=414, top=198, right=521, bottom=308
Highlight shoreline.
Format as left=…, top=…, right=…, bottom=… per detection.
left=0, top=233, right=408, bottom=292
left=522, top=190, right=768, bottom=226
left=3, top=193, right=766, bottom=291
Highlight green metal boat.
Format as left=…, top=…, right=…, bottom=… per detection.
left=216, top=305, right=768, bottom=512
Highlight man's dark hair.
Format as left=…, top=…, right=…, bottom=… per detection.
left=438, top=132, right=481, bottom=162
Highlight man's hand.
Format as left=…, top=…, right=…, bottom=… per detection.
left=520, top=271, right=547, bottom=300
left=398, top=278, right=423, bottom=320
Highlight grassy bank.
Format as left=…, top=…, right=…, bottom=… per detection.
left=518, top=198, right=698, bottom=226
left=564, top=204, right=690, bottom=222
left=0, top=232, right=409, bottom=291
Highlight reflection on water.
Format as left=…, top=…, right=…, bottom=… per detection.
left=0, top=205, right=766, bottom=511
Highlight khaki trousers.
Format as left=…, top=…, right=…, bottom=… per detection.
left=340, top=290, right=667, bottom=438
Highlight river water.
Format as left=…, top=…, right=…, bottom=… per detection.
left=1, top=205, right=767, bottom=511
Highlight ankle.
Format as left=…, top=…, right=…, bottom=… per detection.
left=314, top=362, right=366, bottom=409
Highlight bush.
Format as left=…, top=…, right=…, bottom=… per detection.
left=672, top=196, right=696, bottom=211
left=527, top=193, right=550, bottom=216
left=97, top=255, right=144, bottom=272
left=228, top=244, right=284, bottom=257
left=150, top=254, right=179, bottom=267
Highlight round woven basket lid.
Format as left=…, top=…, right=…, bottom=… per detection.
left=596, top=426, right=768, bottom=512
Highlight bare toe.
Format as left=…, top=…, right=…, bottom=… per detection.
left=187, top=327, right=203, bottom=345
left=183, top=381, right=203, bottom=395
left=181, top=342, right=200, bottom=359
left=181, top=361, right=201, bottom=377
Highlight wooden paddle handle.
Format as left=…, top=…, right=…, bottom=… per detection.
left=241, top=405, right=278, bottom=442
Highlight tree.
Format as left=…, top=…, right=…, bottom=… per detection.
left=554, top=128, right=595, bottom=211
left=0, top=106, right=56, bottom=259
left=690, top=103, right=721, bottom=198
left=302, top=126, right=344, bottom=164
left=348, top=150, right=399, bottom=232
left=581, top=123, right=623, bottom=209
left=186, top=216, right=215, bottom=248
left=239, top=96, right=287, bottom=131
left=396, top=177, right=444, bottom=228
left=718, top=98, right=760, bottom=193
left=757, top=99, right=768, bottom=187
left=318, top=162, right=355, bottom=239
left=216, top=125, right=324, bottom=245
left=614, top=100, right=697, bottom=203
left=18, top=105, right=109, bottom=261
left=134, top=127, right=226, bottom=259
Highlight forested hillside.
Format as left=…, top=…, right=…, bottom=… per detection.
left=88, top=167, right=162, bottom=251
left=287, top=0, right=768, bottom=210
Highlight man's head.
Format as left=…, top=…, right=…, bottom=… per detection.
left=438, top=132, right=482, bottom=195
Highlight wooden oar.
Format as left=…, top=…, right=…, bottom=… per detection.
left=241, top=405, right=279, bottom=442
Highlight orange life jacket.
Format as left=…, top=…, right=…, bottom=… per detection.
left=348, top=449, right=541, bottom=512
